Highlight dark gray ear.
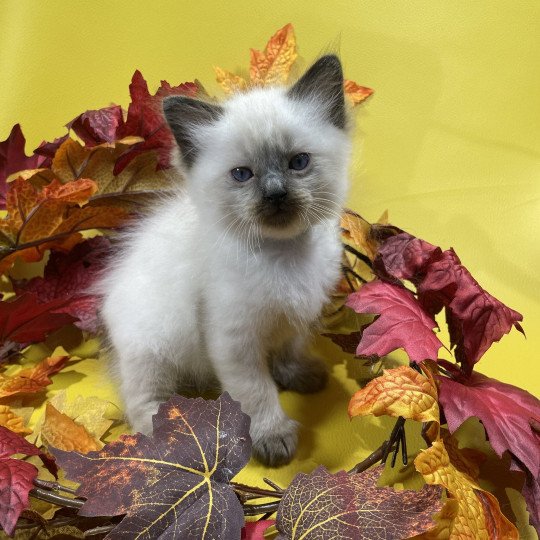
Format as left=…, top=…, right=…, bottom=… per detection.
left=288, top=55, right=346, bottom=129
left=162, top=96, right=224, bottom=167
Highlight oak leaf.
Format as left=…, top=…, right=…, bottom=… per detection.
left=349, top=365, right=440, bottom=424
left=415, top=439, right=518, bottom=539
left=276, top=465, right=442, bottom=539
left=346, top=280, right=444, bottom=362
left=14, top=237, right=111, bottom=333
left=0, top=427, right=49, bottom=535
left=0, top=356, right=69, bottom=398
left=52, top=393, right=251, bottom=539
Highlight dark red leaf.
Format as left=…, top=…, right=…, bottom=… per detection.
left=0, top=426, right=55, bottom=535
left=114, top=71, right=201, bottom=174
left=322, top=331, right=362, bottom=355
left=276, top=465, right=442, bottom=539
left=66, top=105, right=125, bottom=147
left=439, top=371, right=540, bottom=526
left=33, top=134, right=69, bottom=167
left=519, top=465, right=540, bottom=536
left=0, top=125, right=47, bottom=209
left=14, top=237, right=111, bottom=333
left=242, top=520, right=274, bottom=539
left=346, top=280, right=443, bottom=362
left=51, top=393, right=251, bottom=539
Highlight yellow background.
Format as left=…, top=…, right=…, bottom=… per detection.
left=1, top=1, right=539, bottom=537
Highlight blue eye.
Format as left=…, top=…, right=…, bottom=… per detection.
left=231, top=167, right=254, bottom=182
left=289, top=153, right=310, bottom=171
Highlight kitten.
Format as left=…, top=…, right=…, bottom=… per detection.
left=98, top=55, right=352, bottom=466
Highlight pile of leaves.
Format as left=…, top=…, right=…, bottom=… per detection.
left=0, top=22, right=538, bottom=540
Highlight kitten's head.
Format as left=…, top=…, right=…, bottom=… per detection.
left=163, top=55, right=351, bottom=241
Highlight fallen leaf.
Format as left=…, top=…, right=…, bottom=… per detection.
left=0, top=356, right=69, bottom=398
left=344, top=80, right=374, bottom=105
left=276, top=465, right=442, bottom=539
left=348, top=365, right=440, bottom=424
left=0, top=405, right=31, bottom=435
left=52, top=393, right=251, bottom=539
left=415, top=439, right=518, bottom=539
left=14, top=237, right=111, bottom=333
left=346, top=280, right=444, bottom=362
left=0, top=427, right=49, bottom=535
left=41, top=403, right=101, bottom=454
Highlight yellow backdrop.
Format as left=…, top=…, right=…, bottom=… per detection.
left=1, top=1, right=538, bottom=537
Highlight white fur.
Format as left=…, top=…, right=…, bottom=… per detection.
left=98, top=80, right=352, bottom=465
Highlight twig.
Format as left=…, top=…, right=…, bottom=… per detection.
left=33, top=478, right=78, bottom=495
left=348, top=440, right=395, bottom=474
left=30, top=487, right=84, bottom=510
left=343, top=244, right=373, bottom=268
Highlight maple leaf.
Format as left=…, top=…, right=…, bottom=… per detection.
left=343, top=80, right=374, bottom=105
left=33, top=133, right=69, bottom=168
left=375, top=233, right=523, bottom=374
left=438, top=369, right=540, bottom=529
left=349, top=365, right=440, bottom=424
left=14, top=237, right=111, bottom=333
left=346, top=280, right=444, bottom=362
left=0, top=125, right=48, bottom=210
left=415, top=439, right=518, bottom=539
left=0, top=427, right=51, bottom=536
left=0, top=356, right=69, bottom=398
left=242, top=520, right=275, bottom=539
left=276, top=465, right=442, bottom=539
left=51, top=393, right=251, bottom=539
left=0, top=294, right=76, bottom=360
left=0, top=405, right=31, bottom=435
left=66, top=105, right=125, bottom=147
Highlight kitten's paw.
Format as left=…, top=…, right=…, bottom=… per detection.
left=252, top=419, right=298, bottom=467
left=272, top=356, right=329, bottom=394
left=126, top=401, right=161, bottom=435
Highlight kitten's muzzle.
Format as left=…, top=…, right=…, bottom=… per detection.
left=263, top=186, right=288, bottom=205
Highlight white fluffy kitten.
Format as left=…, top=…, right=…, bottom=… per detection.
left=99, top=55, right=352, bottom=466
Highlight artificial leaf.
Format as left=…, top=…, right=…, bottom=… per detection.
left=52, top=393, right=251, bottom=539
left=66, top=105, right=125, bottom=146
left=0, top=405, right=31, bottom=435
left=322, top=331, right=362, bottom=355
left=0, top=356, right=69, bottom=398
left=341, top=209, right=381, bottom=261
left=520, top=466, right=540, bottom=536
left=276, top=465, right=442, bottom=539
left=14, top=237, right=111, bottom=333
left=415, top=439, right=518, bottom=539
left=0, top=294, right=76, bottom=360
left=0, top=426, right=47, bottom=536
left=242, top=520, right=275, bottom=539
left=438, top=369, right=540, bottom=524
left=344, top=80, right=374, bottom=105
left=349, top=365, right=440, bottom=424
left=0, top=125, right=47, bottom=209
left=214, top=66, right=248, bottom=94
left=250, top=23, right=297, bottom=86
left=41, top=403, right=101, bottom=454
left=346, top=280, right=444, bottom=362
left=33, top=134, right=69, bottom=168
left=410, top=499, right=459, bottom=540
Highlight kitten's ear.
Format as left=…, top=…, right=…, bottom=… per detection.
left=162, top=96, right=224, bottom=167
left=288, top=55, right=346, bottom=129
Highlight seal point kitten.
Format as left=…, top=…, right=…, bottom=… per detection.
left=99, top=55, right=352, bottom=466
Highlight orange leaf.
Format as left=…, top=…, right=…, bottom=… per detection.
left=0, top=356, right=69, bottom=398
left=249, top=23, right=297, bottom=86
left=415, top=440, right=518, bottom=539
left=214, top=66, right=248, bottom=95
left=348, top=365, right=440, bottom=424
left=41, top=402, right=101, bottom=454
left=344, top=79, right=374, bottom=105
left=0, top=405, right=32, bottom=435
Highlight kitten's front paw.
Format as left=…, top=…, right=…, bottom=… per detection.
left=126, top=401, right=161, bottom=435
left=252, top=419, right=298, bottom=467
left=272, top=356, right=329, bottom=394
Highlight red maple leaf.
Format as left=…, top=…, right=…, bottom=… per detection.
left=114, top=71, right=200, bottom=174
left=0, top=125, right=48, bottom=209
left=33, top=134, right=69, bottom=168
left=66, top=105, right=125, bottom=147
left=439, top=369, right=540, bottom=532
left=346, top=280, right=443, bottom=363
left=14, top=237, right=110, bottom=334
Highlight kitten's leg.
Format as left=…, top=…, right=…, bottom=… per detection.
left=207, top=331, right=297, bottom=467
left=271, top=335, right=328, bottom=394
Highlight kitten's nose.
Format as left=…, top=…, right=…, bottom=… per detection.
left=264, top=187, right=288, bottom=204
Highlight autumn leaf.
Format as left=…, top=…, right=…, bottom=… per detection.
left=344, top=80, right=374, bottom=105
left=322, top=331, right=362, bottom=355
left=0, top=356, right=69, bottom=398
left=32, top=134, right=69, bottom=169
left=242, top=520, right=275, bottom=539
left=66, top=105, right=125, bottom=147
left=276, top=465, right=442, bottom=539
left=51, top=393, right=251, bottom=539
left=415, top=439, right=518, bottom=539
left=0, top=405, right=31, bottom=435
left=0, top=427, right=50, bottom=536
left=349, top=365, right=440, bottom=425
left=341, top=209, right=388, bottom=261
left=214, top=66, right=248, bottom=94
left=14, top=237, right=111, bottom=333
left=0, top=294, right=76, bottom=360
left=0, top=125, right=48, bottom=209
left=346, top=280, right=444, bottom=362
